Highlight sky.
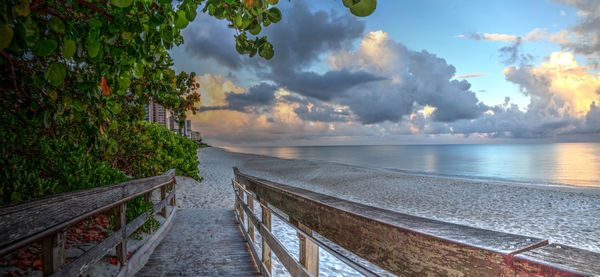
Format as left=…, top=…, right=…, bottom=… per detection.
left=170, top=0, right=600, bottom=146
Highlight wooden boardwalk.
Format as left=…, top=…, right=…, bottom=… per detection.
left=136, top=209, right=260, bottom=276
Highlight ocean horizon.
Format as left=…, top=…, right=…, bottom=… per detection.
left=224, top=142, right=600, bottom=188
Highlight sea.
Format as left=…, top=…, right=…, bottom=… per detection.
left=224, top=143, right=600, bottom=188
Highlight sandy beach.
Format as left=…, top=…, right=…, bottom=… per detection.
left=174, top=147, right=600, bottom=276
left=188, top=147, right=600, bottom=249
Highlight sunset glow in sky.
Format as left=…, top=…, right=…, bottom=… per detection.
left=171, top=0, right=600, bottom=146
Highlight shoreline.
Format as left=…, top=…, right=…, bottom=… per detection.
left=221, top=144, right=600, bottom=189
left=221, top=146, right=600, bottom=193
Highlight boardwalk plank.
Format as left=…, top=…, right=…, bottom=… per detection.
left=136, top=209, right=260, bottom=276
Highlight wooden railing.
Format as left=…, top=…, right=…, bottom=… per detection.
left=0, top=169, right=177, bottom=276
left=233, top=168, right=600, bottom=276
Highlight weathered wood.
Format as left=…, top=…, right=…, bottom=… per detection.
left=136, top=209, right=261, bottom=276
left=513, top=244, right=600, bottom=276
left=53, top=192, right=175, bottom=277
left=235, top=168, right=592, bottom=276
left=143, top=191, right=151, bottom=203
left=234, top=177, right=380, bottom=277
left=0, top=169, right=175, bottom=257
left=42, top=230, right=65, bottom=277
left=295, top=221, right=319, bottom=276
left=160, top=185, right=167, bottom=218
left=247, top=196, right=255, bottom=242
left=114, top=203, right=127, bottom=264
left=235, top=209, right=271, bottom=277
left=259, top=197, right=272, bottom=274
left=238, top=185, right=245, bottom=224
left=169, top=181, right=176, bottom=206
left=236, top=194, right=309, bottom=277
left=53, top=229, right=124, bottom=276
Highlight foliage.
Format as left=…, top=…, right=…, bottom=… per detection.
left=109, top=121, right=201, bottom=180
left=0, top=121, right=127, bottom=204
left=127, top=197, right=160, bottom=235
left=0, top=0, right=375, bottom=235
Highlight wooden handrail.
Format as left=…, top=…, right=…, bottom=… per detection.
left=0, top=169, right=177, bottom=276
left=233, top=167, right=600, bottom=276
left=232, top=179, right=380, bottom=277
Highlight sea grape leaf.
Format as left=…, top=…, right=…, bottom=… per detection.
left=45, top=62, right=66, bottom=86
left=0, top=24, right=13, bottom=50
left=111, top=0, right=133, bottom=8
left=14, top=0, right=30, bottom=16
left=175, top=10, right=189, bottom=29
left=267, top=8, right=282, bottom=23
left=62, top=39, right=76, bottom=59
left=259, top=41, right=274, bottom=60
left=350, top=0, right=377, bottom=17
left=32, top=39, right=58, bottom=56
left=48, top=18, right=65, bottom=34
left=86, top=39, right=100, bottom=58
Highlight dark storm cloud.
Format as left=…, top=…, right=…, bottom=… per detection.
left=293, top=105, right=350, bottom=122
left=329, top=40, right=490, bottom=124
left=182, top=14, right=243, bottom=69
left=198, top=83, right=278, bottom=112
left=272, top=70, right=385, bottom=101
left=261, top=3, right=366, bottom=74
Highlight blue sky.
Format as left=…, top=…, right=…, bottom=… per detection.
left=172, top=0, right=600, bottom=146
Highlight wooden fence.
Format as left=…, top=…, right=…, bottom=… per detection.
left=0, top=169, right=177, bottom=276
left=233, top=167, right=600, bottom=277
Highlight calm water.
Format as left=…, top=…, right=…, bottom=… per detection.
left=224, top=143, right=600, bottom=188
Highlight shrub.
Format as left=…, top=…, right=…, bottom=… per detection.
left=108, top=121, right=200, bottom=181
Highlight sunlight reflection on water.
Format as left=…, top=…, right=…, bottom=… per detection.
left=224, top=143, right=600, bottom=187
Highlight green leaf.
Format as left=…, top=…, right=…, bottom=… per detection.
left=120, top=54, right=135, bottom=65
left=160, top=25, right=173, bottom=43
left=86, top=39, right=100, bottom=58
left=267, top=8, right=282, bottom=23
left=349, top=0, right=377, bottom=17
left=0, top=24, right=13, bottom=50
left=133, top=62, right=144, bottom=79
left=62, top=39, right=76, bottom=59
left=45, top=62, right=66, bottom=86
left=32, top=39, right=58, bottom=56
left=18, top=18, right=39, bottom=47
left=342, top=0, right=356, bottom=8
left=259, top=41, right=274, bottom=60
left=184, top=1, right=197, bottom=21
left=110, top=0, right=134, bottom=8
left=48, top=18, right=65, bottom=34
left=249, top=23, right=261, bottom=36
left=14, top=0, right=30, bottom=16
left=110, top=103, right=122, bottom=114
left=118, top=75, right=131, bottom=91
left=121, top=32, right=133, bottom=40
left=235, top=14, right=243, bottom=28
left=88, top=18, right=102, bottom=30
left=175, top=10, right=189, bottom=29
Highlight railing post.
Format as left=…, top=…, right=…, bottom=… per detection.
left=42, top=230, right=65, bottom=276
left=259, top=197, right=272, bottom=274
left=247, top=196, right=255, bottom=242
left=160, top=185, right=167, bottom=217
left=143, top=191, right=151, bottom=203
left=294, top=220, right=319, bottom=276
left=114, top=203, right=127, bottom=264
left=238, top=185, right=245, bottom=224
left=170, top=179, right=177, bottom=206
